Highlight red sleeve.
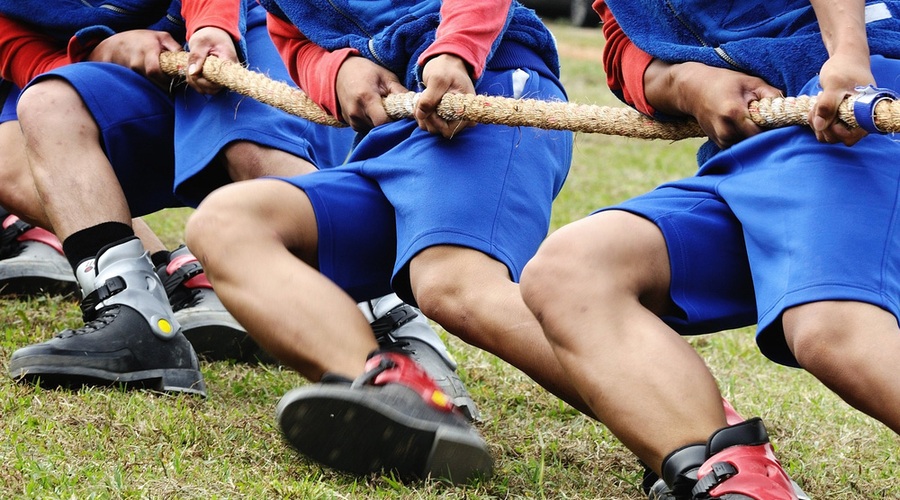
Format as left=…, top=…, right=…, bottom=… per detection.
left=596, top=0, right=656, bottom=115
left=417, top=0, right=511, bottom=79
left=0, top=15, right=71, bottom=88
left=181, top=0, right=242, bottom=43
left=266, top=12, right=358, bottom=120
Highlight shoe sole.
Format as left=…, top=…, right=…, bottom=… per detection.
left=9, top=364, right=207, bottom=397
left=0, top=276, right=78, bottom=297
left=180, top=324, right=276, bottom=364
left=277, top=385, right=493, bottom=484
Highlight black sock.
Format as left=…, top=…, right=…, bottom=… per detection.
left=62, top=222, right=135, bottom=272
left=151, top=250, right=171, bottom=268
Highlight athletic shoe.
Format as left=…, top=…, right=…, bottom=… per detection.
left=8, top=237, right=206, bottom=396
left=277, top=350, right=493, bottom=484
left=0, top=213, right=77, bottom=296
left=644, top=469, right=809, bottom=500
left=158, top=245, right=271, bottom=363
left=644, top=400, right=810, bottom=500
left=657, top=418, right=798, bottom=500
left=368, top=299, right=481, bottom=422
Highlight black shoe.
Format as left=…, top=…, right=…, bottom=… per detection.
left=158, top=245, right=271, bottom=363
left=277, top=351, right=492, bottom=484
left=370, top=302, right=481, bottom=421
left=8, top=238, right=206, bottom=396
left=0, top=214, right=77, bottom=297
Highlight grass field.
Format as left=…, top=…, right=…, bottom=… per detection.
left=2, top=20, right=899, bottom=499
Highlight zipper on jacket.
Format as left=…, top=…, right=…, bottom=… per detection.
left=167, top=13, right=185, bottom=26
left=98, top=4, right=135, bottom=15
left=325, top=0, right=373, bottom=37
left=366, top=39, right=391, bottom=69
left=663, top=0, right=746, bottom=71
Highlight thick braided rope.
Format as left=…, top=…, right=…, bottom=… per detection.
left=159, top=51, right=342, bottom=127
left=160, top=52, right=900, bottom=139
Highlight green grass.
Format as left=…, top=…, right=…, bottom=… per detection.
left=2, top=20, right=898, bottom=499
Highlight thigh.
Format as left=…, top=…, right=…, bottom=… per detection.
left=356, top=64, right=573, bottom=302
left=604, top=178, right=757, bottom=335
left=275, top=168, right=397, bottom=302
left=717, top=124, right=900, bottom=366
left=28, top=63, right=181, bottom=216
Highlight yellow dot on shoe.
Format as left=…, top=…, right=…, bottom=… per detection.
left=431, top=390, right=449, bottom=407
left=157, top=319, right=173, bottom=334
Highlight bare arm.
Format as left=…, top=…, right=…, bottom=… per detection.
left=809, top=0, right=874, bottom=145
left=643, top=60, right=782, bottom=149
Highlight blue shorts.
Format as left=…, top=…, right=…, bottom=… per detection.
left=604, top=55, right=900, bottom=367
left=0, top=82, right=17, bottom=123
left=277, top=44, right=573, bottom=304
left=23, top=1, right=353, bottom=213
left=173, top=1, right=354, bottom=205
left=27, top=63, right=182, bottom=217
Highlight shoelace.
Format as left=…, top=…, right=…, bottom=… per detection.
left=57, top=306, right=119, bottom=339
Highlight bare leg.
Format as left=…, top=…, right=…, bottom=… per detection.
left=0, top=120, right=50, bottom=228
left=17, top=78, right=131, bottom=241
left=132, top=218, right=168, bottom=255
left=520, top=211, right=727, bottom=472
left=221, top=141, right=318, bottom=181
left=408, top=242, right=597, bottom=417
left=784, top=301, right=900, bottom=434
left=185, top=179, right=377, bottom=379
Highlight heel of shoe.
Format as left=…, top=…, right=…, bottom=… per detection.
left=154, top=367, right=207, bottom=397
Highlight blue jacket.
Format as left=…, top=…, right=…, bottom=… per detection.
left=259, top=0, right=560, bottom=89
left=605, top=0, right=900, bottom=96
left=0, top=0, right=256, bottom=60
left=0, top=0, right=187, bottom=47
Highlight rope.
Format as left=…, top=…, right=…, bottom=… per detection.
left=159, top=51, right=900, bottom=140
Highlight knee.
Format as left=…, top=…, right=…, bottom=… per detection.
left=16, top=79, right=89, bottom=135
left=782, top=303, right=848, bottom=370
left=185, top=184, right=251, bottom=261
left=412, top=273, right=475, bottom=336
left=520, top=225, right=589, bottom=318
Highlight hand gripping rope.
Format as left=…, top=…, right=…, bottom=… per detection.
left=159, top=51, right=900, bottom=140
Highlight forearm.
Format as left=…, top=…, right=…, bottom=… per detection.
left=642, top=59, right=698, bottom=118
left=597, top=0, right=656, bottom=115
left=810, top=0, right=869, bottom=58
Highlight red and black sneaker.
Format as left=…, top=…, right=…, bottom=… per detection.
left=692, top=418, right=797, bottom=499
left=645, top=400, right=809, bottom=500
left=658, top=418, right=799, bottom=500
left=276, top=350, right=493, bottom=484
left=0, top=212, right=77, bottom=296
